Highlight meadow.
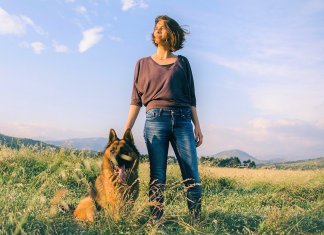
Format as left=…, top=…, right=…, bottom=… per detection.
left=0, top=146, right=323, bottom=234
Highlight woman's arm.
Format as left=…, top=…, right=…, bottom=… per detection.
left=124, top=105, right=141, bottom=132
left=191, top=106, right=203, bottom=147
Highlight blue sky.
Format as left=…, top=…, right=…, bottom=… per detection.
left=1, top=0, right=324, bottom=160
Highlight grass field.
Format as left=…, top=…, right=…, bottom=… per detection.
left=259, top=158, right=324, bottom=170
left=0, top=146, right=323, bottom=234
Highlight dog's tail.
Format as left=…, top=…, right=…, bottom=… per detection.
left=49, top=188, right=74, bottom=217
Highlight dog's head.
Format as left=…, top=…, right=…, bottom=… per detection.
left=103, top=128, right=139, bottom=183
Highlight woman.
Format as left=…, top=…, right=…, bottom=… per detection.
left=124, top=15, right=203, bottom=220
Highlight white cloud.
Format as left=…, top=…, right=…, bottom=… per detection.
left=79, top=27, right=103, bottom=53
left=52, top=40, right=69, bottom=53
left=202, top=52, right=323, bottom=81
left=249, top=84, right=324, bottom=122
left=0, top=7, right=46, bottom=36
left=199, top=29, right=324, bottom=123
left=121, top=0, right=135, bottom=11
left=121, top=0, right=148, bottom=11
left=30, top=41, right=45, bottom=54
left=0, top=7, right=26, bottom=35
left=203, top=118, right=324, bottom=160
left=19, top=41, right=48, bottom=54
left=247, top=118, right=324, bottom=149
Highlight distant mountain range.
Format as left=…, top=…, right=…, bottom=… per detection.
left=210, top=149, right=260, bottom=163
left=259, top=157, right=324, bottom=170
left=209, top=149, right=290, bottom=164
left=45, top=137, right=108, bottom=152
left=1, top=133, right=322, bottom=166
left=0, top=133, right=58, bottom=149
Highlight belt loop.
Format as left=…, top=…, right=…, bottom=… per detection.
left=158, top=108, right=162, bottom=116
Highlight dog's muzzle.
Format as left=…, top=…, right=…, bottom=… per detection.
left=110, top=154, right=133, bottom=184
left=114, top=165, right=126, bottom=184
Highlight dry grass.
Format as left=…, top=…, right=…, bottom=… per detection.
left=0, top=146, right=323, bottom=234
left=200, top=165, right=323, bottom=187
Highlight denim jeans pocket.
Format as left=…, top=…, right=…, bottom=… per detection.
left=146, top=109, right=159, bottom=121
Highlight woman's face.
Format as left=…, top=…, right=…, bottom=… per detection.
left=153, top=20, right=168, bottom=45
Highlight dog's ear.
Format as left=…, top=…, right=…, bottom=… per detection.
left=123, top=128, right=134, bottom=144
left=108, top=129, right=118, bottom=145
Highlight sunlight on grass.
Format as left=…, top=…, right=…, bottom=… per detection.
left=0, top=146, right=323, bottom=234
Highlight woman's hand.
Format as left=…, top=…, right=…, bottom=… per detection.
left=191, top=106, right=203, bottom=147
left=194, top=125, right=203, bottom=147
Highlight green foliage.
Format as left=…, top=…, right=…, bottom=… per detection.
left=0, top=133, right=58, bottom=150
left=243, top=159, right=256, bottom=168
left=139, top=154, right=149, bottom=162
left=200, top=156, right=244, bottom=168
left=1, top=146, right=324, bottom=234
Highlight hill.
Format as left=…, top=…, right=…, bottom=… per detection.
left=260, top=157, right=324, bottom=170
left=0, top=133, right=58, bottom=149
left=44, top=137, right=107, bottom=152
left=211, top=149, right=259, bottom=163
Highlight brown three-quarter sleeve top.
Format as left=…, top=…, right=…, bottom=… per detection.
left=130, top=55, right=196, bottom=111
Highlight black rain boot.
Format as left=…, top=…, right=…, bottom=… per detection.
left=149, top=182, right=165, bottom=221
left=187, top=190, right=202, bottom=222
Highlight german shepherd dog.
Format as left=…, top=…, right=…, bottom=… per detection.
left=74, top=128, right=140, bottom=222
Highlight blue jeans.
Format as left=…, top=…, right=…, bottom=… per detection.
left=144, top=108, right=202, bottom=219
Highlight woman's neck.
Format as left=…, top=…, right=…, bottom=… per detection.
left=154, top=47, right=174, bottom=60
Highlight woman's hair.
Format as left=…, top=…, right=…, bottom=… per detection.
left=152, top=15, right=189, bottom=52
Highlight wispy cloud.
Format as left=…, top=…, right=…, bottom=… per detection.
left=249, top=83, right=324, bottom=121
left=19, top=15, right=47, bottom=36
left=121, top=0, right=148, bottom=11
left=121, top=0, right=135, bottom=11
left=19, top=41, right=46, bottom=54
left=79, top=26, right=103, bottom=53
left=30, top=42, right=45, bottom=54
left=108, top=35, right=122, bottom=42
left=52, top=40, right=69, bottom=53
left=138, top=0, right=148, bottom=9
left=199, top=16, right=324, bottom=122
left=0, top=7, right=46, bottom=36
left=0, top=7, right=27, bottom=35
left=0, top=122, right=95, bottom=140
left=202, top=48, right=323, bottom=81
left=75, top=5, right=87, bottom=15
left=203, top=118, right=324, bottom=160
left=74, top=5, right=92, bottom=23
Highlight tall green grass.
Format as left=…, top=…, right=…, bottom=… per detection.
left=0, top=146, right=323, bottom=234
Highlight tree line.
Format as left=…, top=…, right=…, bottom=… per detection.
left=200, top=156, right=256, bottom=168
left=139, top=154, right=256, bottom=168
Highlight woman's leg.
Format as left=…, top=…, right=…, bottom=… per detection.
left=170, top=110, right=202, bottom=218
left=144, top=109, right=170, bottom=219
